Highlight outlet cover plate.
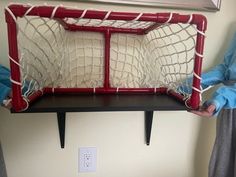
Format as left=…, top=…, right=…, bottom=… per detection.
left=79, top=147, right=97, bottom=173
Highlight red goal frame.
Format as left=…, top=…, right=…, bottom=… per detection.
left=5, top=4, right=207, bottom=112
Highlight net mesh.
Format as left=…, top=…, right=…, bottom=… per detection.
left=16, top=13, right=197, bottom=99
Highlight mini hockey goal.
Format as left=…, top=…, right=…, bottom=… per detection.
left=5, top=4, right=207, bottom=112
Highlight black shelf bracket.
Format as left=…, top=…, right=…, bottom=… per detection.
left=57, top=112, right=66, bottom=148
left=145, top=111, right=153, bottom=145
left=56, top=111, right=154, bottom=148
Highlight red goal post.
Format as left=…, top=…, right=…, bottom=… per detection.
left=5, top=3, right=207, bottom=112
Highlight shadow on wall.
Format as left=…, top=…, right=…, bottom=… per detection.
left=193, top=118, right=216, bottom=177
left=192, top=21, right=236, bottom=177
left=0, top=142, right=7, bottom=177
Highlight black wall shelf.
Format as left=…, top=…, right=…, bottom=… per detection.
left=12, top=94, right=187, bottom=148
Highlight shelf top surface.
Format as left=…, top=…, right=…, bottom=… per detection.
left=13, top=94, right=188, bottom=113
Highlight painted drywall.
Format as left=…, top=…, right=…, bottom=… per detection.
left=0, top=0, right=235, bottom=177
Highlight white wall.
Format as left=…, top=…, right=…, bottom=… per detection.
left=0, top=0, right=235, bottom=177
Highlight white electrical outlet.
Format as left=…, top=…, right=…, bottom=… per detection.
left=79, top=147, right=97, bottom=173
